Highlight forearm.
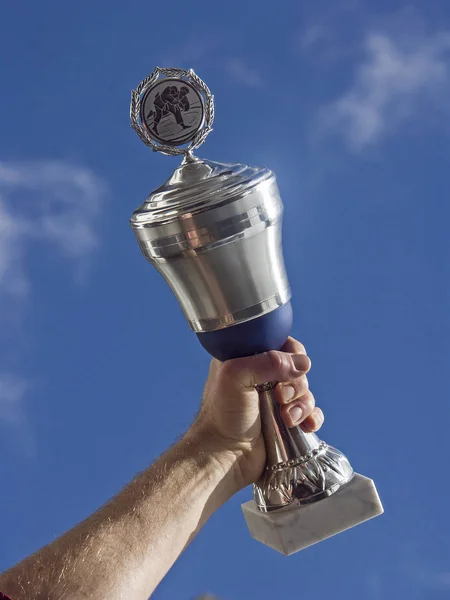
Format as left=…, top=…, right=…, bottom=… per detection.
left=0, top=430, right=240, bottom=600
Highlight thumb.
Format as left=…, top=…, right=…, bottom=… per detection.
left=217, top=350, right=311, bottom=390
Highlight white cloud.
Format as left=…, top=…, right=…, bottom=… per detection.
left=0, top=374, right=35, bottom=457
left=400, top=542, right=450, bottom=593
left=412, top=567, right=450, bottom=591
left=0, top=195, right=28, bottom=300
left=226, top=59, right=263, bottom=88
left=300, top=24, right=329, bottom=51
left=0, top=160, right=106, bottom=446
left=160, top=34, right=224, bottom=69
left=0, top=160, right=105, bottom=302
left=366, top=572, right=383, bottom=599
left=0, top=374, right=27, bottom=423
left=320, top=31, right=450, bottom=149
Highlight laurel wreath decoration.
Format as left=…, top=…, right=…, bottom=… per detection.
left=130, top=67, right=215, bottom=157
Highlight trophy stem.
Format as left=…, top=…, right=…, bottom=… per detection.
left=254, top=382, right=354, bottom=513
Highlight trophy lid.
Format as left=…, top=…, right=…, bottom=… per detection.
left=129, top=67, right=274, bottom=229
left=130, top=157, right=273, bottom=228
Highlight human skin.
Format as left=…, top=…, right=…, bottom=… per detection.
left=0, top=337, right=322, bottom=600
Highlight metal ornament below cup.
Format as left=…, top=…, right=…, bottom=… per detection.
left=129, top=67, right=383, bottom=555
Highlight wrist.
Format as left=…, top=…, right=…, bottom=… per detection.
left=182, top=424, right=245, bottom=497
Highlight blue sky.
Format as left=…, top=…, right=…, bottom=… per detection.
left=1, top=1, right=449, bottom=599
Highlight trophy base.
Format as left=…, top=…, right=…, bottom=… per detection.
left=241, top=473, right=383, bottom=555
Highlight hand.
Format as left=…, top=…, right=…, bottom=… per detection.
left=189, top=337, right=324, bottom=491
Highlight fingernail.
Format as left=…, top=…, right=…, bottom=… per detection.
left=289, top=405, right=303, bottom=424
left=293, top=354, right=310, bottom=372
left=281, top=385, right=295, bottom=403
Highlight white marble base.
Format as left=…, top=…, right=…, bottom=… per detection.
left=241, top=473, right=383, bottom=555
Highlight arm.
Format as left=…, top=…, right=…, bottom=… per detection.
left=0, top=338, right=322, bottom=600
left=0, top=433, right=237, bottom=600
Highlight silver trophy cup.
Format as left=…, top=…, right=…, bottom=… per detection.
left=129, top=67, right=383, bottom=555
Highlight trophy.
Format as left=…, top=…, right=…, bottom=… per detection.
left=129, top=67, right=383, bottom=555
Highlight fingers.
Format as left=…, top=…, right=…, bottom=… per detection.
left=300, top=407, right=324, bottom=433
left=280, top=393, right=324, bottom=432
left=219, top=346, right=311, bottom=389
left=214, top=335, right=324, bottom=433
left=274, top=374, right=309, bottom=405
left=280, top=336, right=306, bottom=355
left=276, top=378, right=324, bottom=431
left=273, top=338, right=323, bottom=432
left=279, top=389, right=316, bottom=428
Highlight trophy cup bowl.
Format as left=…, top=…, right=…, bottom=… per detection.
left=130, top=67, right=383, bottom=555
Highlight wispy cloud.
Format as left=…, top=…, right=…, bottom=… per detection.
left=410, top=566, right=450, bottom=591
left=157, top=37, right=264, bottom=89
left=0, top=160, right=105, bottom=302
left=0, top=375, right=27, bottom=425
left=0, top=160, right=106, bottom=450
left=319, top=31, right=450, bottom=150
left=366, top=572, right=383, bottom=600
left=299, top=24, right=330, bottom=52
left=160, top=35, right=224, bottom=69
left=0, top=374, right=35, bottom=457
left=226, top=59, right=263, bottom=88
left=399, top=542, right=450, bottom=593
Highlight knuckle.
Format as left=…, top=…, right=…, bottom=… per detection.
left=315, top=407, right=324, bottom=424
left=296, top=340, right=306, bottom=354
left=280, top=402, right=294, bottom=419
left=218, top=359, right=240, bottom=383
left=279, top=376, right=309, bottom=403
left=298, top=390, right=315, bottom=414
left=266, top=350, right=285, bottom=373
left=285, top=337, right=306, bottom=355
left=295, top=375, right=309, bottom=394
left=303, top=407, right=325, bottom=432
